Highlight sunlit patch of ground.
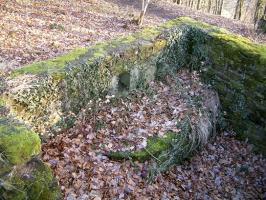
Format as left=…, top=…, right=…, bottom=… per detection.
left=0, top=0, right=139, bottom=71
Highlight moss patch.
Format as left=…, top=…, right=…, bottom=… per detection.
left=11, top=48, right=88, bottom=77
left=0, top=158, right=62, bottom=200
left=108, top=132, right=178, bottom=162
left=0, top=118, right=41, bottom=165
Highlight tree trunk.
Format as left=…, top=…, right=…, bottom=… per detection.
left=138, top=0, right=151, bottom=26
left=138, top=11, right=145, bottom=25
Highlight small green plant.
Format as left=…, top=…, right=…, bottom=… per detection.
left=49, top=23, right=65, bottom=31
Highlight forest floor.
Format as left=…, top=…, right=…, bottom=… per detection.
left=44, top=132, right=266, bottom=199
left=0, top=0, right=265, bottom=72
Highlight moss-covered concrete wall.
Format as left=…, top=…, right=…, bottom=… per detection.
left=2, top=17, right=266, bottom=153
left=201, top=30, right=266, bottom=153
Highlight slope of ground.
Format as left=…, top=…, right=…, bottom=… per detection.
left=0, top=0, right=265, bottom=72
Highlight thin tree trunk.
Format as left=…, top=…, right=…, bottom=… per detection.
left=138, top=0, right=151, bottom=26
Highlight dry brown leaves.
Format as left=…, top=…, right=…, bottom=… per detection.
left=0, top=0, right=139, bottom=71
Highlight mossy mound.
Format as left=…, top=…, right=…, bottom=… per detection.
left=0, top=158, right=62, bottom=200
left=0, top=118, right=41, bottom=165
left=0, top=116, right=62, bottom=199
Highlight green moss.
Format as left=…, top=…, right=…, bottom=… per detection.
left=0, top=158, right=62, bottom=200
left=108, top=132, right=177, bottom=162
left=86, top=42, right=110, bottom=64
left=0, top=97, right=5, bottom=107
left=210, top=32, right=266, bottom=64
left=120, top=34, right=136, bottom=44
left=172, top=17, right=229, bottom=34
left=190, top=23, right=266, bottom=154
left=0, top=118, right=41, bottom=165
left=11, top=48, right=88, bottom=77
left=0, top=162, right=12, bottom=177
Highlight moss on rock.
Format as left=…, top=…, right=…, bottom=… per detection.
left=108, top=132, right=177, bottom=162
left=11, top=48, right=88, bottom=78
left=0, top=158, right=62, bottom=200
left=0, top=118, right=41, bottom=165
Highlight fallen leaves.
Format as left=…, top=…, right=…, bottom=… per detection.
left=0, top=0, right=139, bottom=71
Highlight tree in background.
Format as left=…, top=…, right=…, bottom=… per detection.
left=255, top=0, right=266, bottom=33
left=138, top=0, right=151, bottom=25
